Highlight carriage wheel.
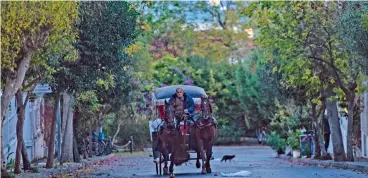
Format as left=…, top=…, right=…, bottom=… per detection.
left=159, top=152, right=162, bottom=175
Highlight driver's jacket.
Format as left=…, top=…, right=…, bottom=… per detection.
left=168, top=93, right=195, bottom=115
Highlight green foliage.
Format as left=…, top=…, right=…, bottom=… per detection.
left=235, top=48, right=281, bottom=126
left=152, top=56, right=188, bottom=85
left=148, top=55, right=244, bottom=126
left=71, top=1, right=140, bottom=126
left=217, top=122, right=243, bottom=138
left=6, top=158, right=15, bottom=170
left=215, top=122, right=243, bottom=144
left=126, top=35, right=154, bottom=80
left=75, top=91, right=102, bottom=114
left=74, top=1, right=138, bottom=92
left=267, top=131, right=286, bottom=154
left=186, top=56, right=242, bottom=119
left=115, top=119, right=150, bottom=149
left=137, top=1, right=251, bottom=61
left=1, top=1, right=78, bottom=76
left=287, top=131, right=301, bottom=150
left=338, top=2, right=368, bottom=76
left=269, top=100, right=309, bottom=138
left=303, top=145, right=312, bottom=157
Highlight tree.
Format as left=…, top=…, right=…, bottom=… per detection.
left=137, top=1, right=251, bottom=62
left=73, top=0, right=138, bottom=132
left=337, top=1, right=368, bottom=161
left=128, top=1, right=250, bottom=127
left=1, top=1, right=78, bottom=172
left=245, top=1, right=347, bottom=160
left=68, top=1, right=139, bottom=160
left=43, top=35, right=79, bottom=168
left=13, top=55, right=52, bottom=173
left=235, top=48, right=282, bottom=128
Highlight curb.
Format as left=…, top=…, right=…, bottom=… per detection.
left=278, top=155, right=368, bottom=172
left=17, top=154, right=116, bottom=178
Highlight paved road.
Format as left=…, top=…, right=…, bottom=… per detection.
left=77, top=146, right=367, bottom=178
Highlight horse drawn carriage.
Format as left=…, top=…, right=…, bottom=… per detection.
left=149, top=85, right=217, bottom=177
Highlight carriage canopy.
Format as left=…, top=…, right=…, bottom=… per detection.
left=152, top=85, right=207, bottom=106
left=153, top=85, right=207, bottom=100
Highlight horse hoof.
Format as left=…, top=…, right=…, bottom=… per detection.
left=163, top=167, right=168, bottom=175
left=201, top=169, right=207, bottom=174
left=196, top=162, right=201, bottom=168
left=206, top=168, right=212, bottom=173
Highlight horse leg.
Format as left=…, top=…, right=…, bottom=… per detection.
left=198, top=139, right=207, bottom=174
left=162, top=141, right=169, bottom=175
left=205, top=140, right=213, bottom=173
left=163, top=152, right=169, bottom=175
left=169, top=151, right=175, bottom=177
left=196, top=152, right=201, bottom=168
left=193, top=129, right=201, bottom=168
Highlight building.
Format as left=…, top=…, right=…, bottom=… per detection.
left=2, top=84, right=51, bottom=165
left=360, top=80, right=368, bottom=158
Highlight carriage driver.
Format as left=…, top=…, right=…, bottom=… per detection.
left=169, top=88, right=195, bottom=120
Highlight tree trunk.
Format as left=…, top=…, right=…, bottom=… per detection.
left=353, top=100, right=362, bottom=148
left=13, top=91, right=32, bottom=173
left=325, top=86, right=347, bottom=161
left=346, top=88, right=355, bottom=161
left=313, top=101, right=330, bottom=159
left=1, top=51, right=34, bottom=172
left=21, top=139, right=31, bottom=171
left=14, top=91, right=25, bottom=174
left=88, top=119, right=95, bottom=158
left=73, top=136, right=80, bottom=162
left=61, top=92, right=69, bottom=138
left=311, top=102, right=321, bottom=158
left=111, top=121, right=123, bottom=146
left=1, top=51, right=34, bottom=120
left=46, top=93, right=60, bottom=168
left=61, top=93, right=74, bottom=163
left=314, top=134, right=321, bottom=158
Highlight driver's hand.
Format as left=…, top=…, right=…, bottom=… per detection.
left=184, top=109, right=189, bottom=113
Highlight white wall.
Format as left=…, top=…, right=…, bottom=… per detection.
left=2, top=97, right=17, bottom=165
left=2, top=93, right=46, bottom=165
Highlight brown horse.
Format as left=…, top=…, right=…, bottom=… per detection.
left=157, top=100, right=188, bottom=177
left=192, top=95, right=217, bottom=174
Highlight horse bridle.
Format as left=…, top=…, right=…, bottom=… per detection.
left=201, top=98, right=212, bottom=121
left=164, top=102, right=177, bottom=131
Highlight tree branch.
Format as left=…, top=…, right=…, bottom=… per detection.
left=220, top=1, right=228, bottom=26
left=23, top=75, right=42, bottom=90
left=204, top=6, right=226, bottom=30
left=327, top=39, right=348, bottom=94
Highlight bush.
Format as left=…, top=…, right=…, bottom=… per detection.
left=286, top=131, right=301, bottom=150
left=267, top=131, right=286, bottom=154
left=215, top=122, right=243, bottom=144
left=116, top=119, right=150, bottom=149
left=216, top=122, right=243, bottom=138
left=303, top=145, right=312, bottom=158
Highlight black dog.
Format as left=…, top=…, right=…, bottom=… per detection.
left=221, top=155, right=235, bottom=162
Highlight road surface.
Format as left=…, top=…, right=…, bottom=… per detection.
left=76, top=146, right=367, bottom=178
